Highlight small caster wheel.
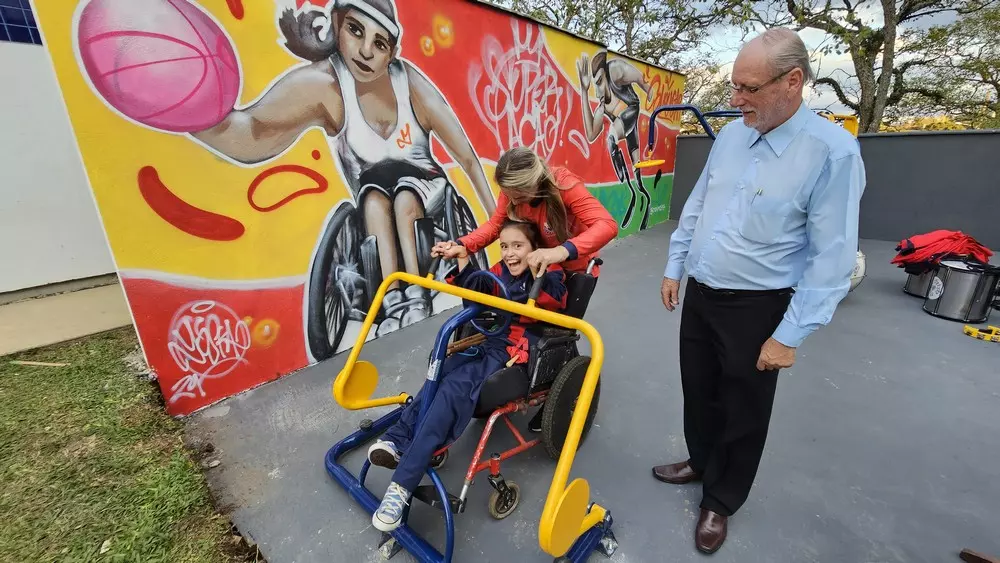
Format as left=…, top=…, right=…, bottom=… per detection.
left=488, top=481, right=520, bottom=519
left=430, top=449, right=448, bottom=469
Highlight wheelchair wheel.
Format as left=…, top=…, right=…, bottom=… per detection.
left=305, top=201, right=366, bottom=362
left=488, top=481, right=520, bottom=519
left=541, top=356, right=601, bottom=460
left=444, top=186, right=489, bottom=271
left=430, top=449, right=448, bottom=469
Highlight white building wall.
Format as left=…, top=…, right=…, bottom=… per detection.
left=0, top=41, right=115, bottom=294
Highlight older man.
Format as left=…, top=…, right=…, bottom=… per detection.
left=653, top=28, right=865, bottom=554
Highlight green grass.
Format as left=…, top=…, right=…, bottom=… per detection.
left=0, top=328, right=256, bottom=563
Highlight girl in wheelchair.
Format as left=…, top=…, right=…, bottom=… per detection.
left=368, top=219, right=569, bottom=532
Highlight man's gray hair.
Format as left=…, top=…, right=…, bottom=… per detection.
left=758, top=28, right=815, bottom=83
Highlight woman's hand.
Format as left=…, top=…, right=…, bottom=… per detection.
left=431, top=240, right=467, bottom=259
left=527, top=246, right=570, bottom=277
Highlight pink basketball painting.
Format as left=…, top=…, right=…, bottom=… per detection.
left=75, top=0, right=241, bottom=133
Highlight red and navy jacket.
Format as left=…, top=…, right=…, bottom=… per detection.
left=446, top=261, right=569, bottom=365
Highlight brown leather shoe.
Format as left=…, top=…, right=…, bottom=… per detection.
left=651, top=460, right=701, bottom=484
left=695, top=508, right=727, bottom=554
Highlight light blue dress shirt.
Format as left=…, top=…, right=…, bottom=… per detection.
left=665, top=101, right=866, bottom=348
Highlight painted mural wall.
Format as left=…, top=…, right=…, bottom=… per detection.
left=32, top=0, right=684, bottom=416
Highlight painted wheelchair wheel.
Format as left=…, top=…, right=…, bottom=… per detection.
left=306, top=201, right=366, bottom=362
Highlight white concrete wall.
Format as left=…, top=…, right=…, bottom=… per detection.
left=0, top=42, right=115, bottom=294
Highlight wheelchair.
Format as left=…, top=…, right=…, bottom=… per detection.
left=417, top=257, right=606, bottom=521
left=325, top=255, right=617, bottom=563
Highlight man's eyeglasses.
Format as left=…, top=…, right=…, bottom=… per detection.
left=730, top=69, right=792, bottom=95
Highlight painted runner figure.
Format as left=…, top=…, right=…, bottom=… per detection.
left=366, top=220, right=569, bottom=532
left=577, top=51, right=654, bottom=230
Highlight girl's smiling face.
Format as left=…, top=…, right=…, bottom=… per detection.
left=499, top=225, right=536, bottom=276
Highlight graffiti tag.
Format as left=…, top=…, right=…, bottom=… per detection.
left=167, top=300, right=251, bottom=404
left=643, top=67, right=684, bottom=120
left=469, top=20, right=576, bottom=159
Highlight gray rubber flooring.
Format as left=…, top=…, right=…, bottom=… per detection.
left=187, top=220, right=1000, bottom=563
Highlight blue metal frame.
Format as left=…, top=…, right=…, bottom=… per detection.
left=324, top=294, right=619, bottom=562
left=324, top=304, right=479, bottom=563
left=645, top=104, right=743, bottom=148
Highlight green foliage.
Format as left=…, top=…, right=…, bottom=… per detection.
left=492, top=0, right=745, bottom=65
left=0, top=329, right=253, bottom=563
left=486, top=0, right=1000, bottom=130
left=891, top=5, right=1000, bottom=129
left=485, top=0, right=740, bottom=127
left=737, top=0, right=1000, bottom=132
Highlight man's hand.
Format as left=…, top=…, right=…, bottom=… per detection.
left=756, top=337, right=796, bottom=371
left=661, top=277, right=680, bottom=311
left=527, top=246, right=570, bottom=277
left=577, top=54, right=592, bottom=90
left=431, top=240, right=467, bottom=260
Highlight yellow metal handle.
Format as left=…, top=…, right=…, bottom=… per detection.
left=332, top=271, right=607, bottom=557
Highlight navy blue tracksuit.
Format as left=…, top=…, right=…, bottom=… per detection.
left=381, top=261, right=568, bottom=492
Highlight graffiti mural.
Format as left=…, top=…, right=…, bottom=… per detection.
left=34, top=0, right=683, bottom=416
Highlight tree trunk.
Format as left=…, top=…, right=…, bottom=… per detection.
left=623, top=8, right=635, bottom=54
left=867, top=0, right=899, bottom=132
left=854, top=50, right=879, bottom=132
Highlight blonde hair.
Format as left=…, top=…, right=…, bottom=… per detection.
left=494, top=147, right=570, bottom=242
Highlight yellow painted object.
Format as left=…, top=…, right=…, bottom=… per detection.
left=332, top=269, right=607, bottom=558
left=635, top=147, right=666, bottom=169
left=819, top=112, right=860, bottom=136
left=634, top=159, right=666, bottom=169
left=963, top=325, right=1000, bottom=342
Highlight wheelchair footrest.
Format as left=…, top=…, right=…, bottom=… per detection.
left=413, top=484, right=465, bottom=514
left=378, top=533, right=403, bottom=560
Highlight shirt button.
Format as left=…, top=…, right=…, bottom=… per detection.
left=711, top=235, right=716, bottom=240
left=754, top=158, right=760, bottom=163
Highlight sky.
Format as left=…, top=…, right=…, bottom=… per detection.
left=640, top=3, right=961, bottom=115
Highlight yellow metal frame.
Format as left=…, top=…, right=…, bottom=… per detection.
left=963, top=325, right=1000, bottom=342
left=332, top=270, right=607, bottom=557
left=818, top=112, right=859, bottom=136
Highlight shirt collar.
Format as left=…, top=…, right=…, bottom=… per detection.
left=746, top=101, right=810, bottom=156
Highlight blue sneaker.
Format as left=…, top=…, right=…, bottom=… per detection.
left=373, top=482, right=411, bottom=532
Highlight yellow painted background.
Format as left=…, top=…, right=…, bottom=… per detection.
left=32, top=0, right=499, bottom=281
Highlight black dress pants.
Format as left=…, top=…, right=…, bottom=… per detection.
left=679, top=277, right=793, bottom=516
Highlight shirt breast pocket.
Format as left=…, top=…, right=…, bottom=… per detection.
left=738, top=190, right=795, bottom=244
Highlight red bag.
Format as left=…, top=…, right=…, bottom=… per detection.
left=892, top=230, right=993, bottom=271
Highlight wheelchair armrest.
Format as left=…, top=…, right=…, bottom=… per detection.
left=526, top=324, right=579, bottom=343
left=537, top=327, right=579, bottom=345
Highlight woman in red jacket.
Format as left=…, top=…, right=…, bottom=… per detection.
left=434, top=146, right=619, bottom=278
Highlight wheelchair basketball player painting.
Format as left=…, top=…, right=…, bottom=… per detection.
left=71, top=0, right=498, bottom=362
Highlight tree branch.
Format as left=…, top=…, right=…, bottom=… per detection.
left=815, top=76, right=861, bottom=110
left=785, top=0, right=852, bottom=36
